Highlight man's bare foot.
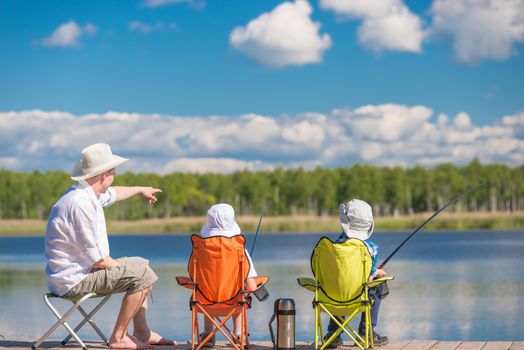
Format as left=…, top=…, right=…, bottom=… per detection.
left=134, top=330, right=176, bottom=346
left=109, top=334, right=153, bottom=350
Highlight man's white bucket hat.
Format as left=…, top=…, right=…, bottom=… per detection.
left=340, top=199, right=374, bottom=240
left=200, top=203, right=241, bottom=238
left=71, top=143, right=128, bottom=181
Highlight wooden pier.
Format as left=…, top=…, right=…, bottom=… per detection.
left=1, top=340, right=523, bottom=350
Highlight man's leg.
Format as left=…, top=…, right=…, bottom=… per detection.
left=132, top=292, right=176, bottom=345
left=109, top=287, right=151, bottom=350
left=114, top=258, right=174, bottom=346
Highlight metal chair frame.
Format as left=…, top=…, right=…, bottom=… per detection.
left=32, top=292, right=111, bottom=350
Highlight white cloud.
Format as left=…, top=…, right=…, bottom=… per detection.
left=281, top=120, right=325, bottom=146
left=0, top=106, right=522, bottom=174
left=128, top=21, right=176, bottom=33
left=429, top=0, right=524, bottom=64
left=229, top=0, right=332, bottom=68
left=320, top=0, right=424, bottom=53
left=485, top=137, right=519, bottom=156
left=341, top=104, right=433, bottom=142
left=503, top=111, right=524, bottom=126
left=360, top=142, right=384, bottom=161
left=0, top=157, right=21, bottom=170
left=35, top=21, right=97, bottom=48
left=502, top=111, right=524, bottom=137
left=454, top=112, right=472, bottom=129
left=320, top=0, right=396, bottom=19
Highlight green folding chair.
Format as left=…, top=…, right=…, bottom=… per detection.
left=298, top=237, right=393, bottom=350
left=32, top=292, right=111, bottom=350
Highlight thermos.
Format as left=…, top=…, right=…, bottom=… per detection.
left=268, top=298, right=295, bottom=350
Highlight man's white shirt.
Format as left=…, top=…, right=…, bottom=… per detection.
left=45, top=182, right=116, bottom=296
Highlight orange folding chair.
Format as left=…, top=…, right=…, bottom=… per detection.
left=177, top=234, right=269, bottom=350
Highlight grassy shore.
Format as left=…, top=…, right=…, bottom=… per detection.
left=1, top=211, right=523, bottom=236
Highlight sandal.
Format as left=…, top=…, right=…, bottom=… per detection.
left=199, top=333, right=216, bottom=347
left=233, top=334, right=248, bottom=349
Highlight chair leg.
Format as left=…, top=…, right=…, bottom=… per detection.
left=61, top=295, right=111, bottom=346
left=33, top=294, right=93, bottom=350
left=314, top=306, right=319, bottom=350
left=366, top=308, right=373, bottom=349
left=191, top=309, right=196, bottom=350
left=243, top=309, right=249, bottom=349
left=196, top=306, right=239, bottom=350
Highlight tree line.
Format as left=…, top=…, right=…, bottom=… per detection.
left=0, top=159, right=522, bottom=221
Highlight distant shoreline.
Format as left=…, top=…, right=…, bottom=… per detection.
left=1, top=211, right=523, bottom=236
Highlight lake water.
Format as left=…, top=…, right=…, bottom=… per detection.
left=1, top=231, right=523, bottom=342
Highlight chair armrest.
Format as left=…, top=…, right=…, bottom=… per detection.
left=250, top=276, right=270, bottom=301
left=254, top=276, right=269, bottom=290
left=366, top=276, right=394, bottom=288
left=176, top=276, right=196, bottom=289
left=297, top=277, right=319, bottom=292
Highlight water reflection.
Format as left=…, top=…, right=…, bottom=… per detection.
left=1, top=232, right=523, bottom=341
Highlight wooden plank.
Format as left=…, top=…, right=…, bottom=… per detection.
left=457, top=342, right=487, bottom=350
left=430, top=341, right=462, bottom=350
left=379, top=341, right=412, bottom=350
left=1, top=341, right=523, bottom=350
left=482, top=342, right=512, bottom=350
left=403, top=340, right=439, bottom=350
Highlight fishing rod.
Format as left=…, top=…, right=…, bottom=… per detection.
left=249, top=210, right=269, bottom=302
left=250, top=210, right=264, bottom=256
left=378, top=182, right=487, bottom=269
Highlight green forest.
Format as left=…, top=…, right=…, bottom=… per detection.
left=0, top=160, right=523, bottom=221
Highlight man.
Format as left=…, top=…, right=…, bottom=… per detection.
left=45, top=143, right=174, bottom=350
left=324, top=199, right=389, bottom=348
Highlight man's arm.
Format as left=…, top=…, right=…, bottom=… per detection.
left=93, top=256, right=120, bottom=269
left=113, top=186, right=162, bottom=203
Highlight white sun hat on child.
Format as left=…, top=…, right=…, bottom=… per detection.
left=200, top=203, right=241, bottom=238
left=71, top=143, right=128, bottom=181
left=340, top=199, right=374, bottom=240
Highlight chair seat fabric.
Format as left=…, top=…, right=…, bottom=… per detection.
left=189, top=234, right=248, bottom=306
left=312, top=238, right=371, bottom=304
left=298, top=236, right=391, bottom=350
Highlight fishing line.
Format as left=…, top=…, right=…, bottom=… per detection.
left=250, top=210, right=264, bottom=257
left=249, top=210, right=269, bottom=302
left=378, top=182, right=487, bottom=269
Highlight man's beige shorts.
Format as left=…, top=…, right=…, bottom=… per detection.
left=64, top=257, right=158, bottom=297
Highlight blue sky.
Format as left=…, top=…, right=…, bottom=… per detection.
left=0, top=0, right=523, bottom=173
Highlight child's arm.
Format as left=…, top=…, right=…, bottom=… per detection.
left=246, top=277, right=257, bottom=292
left=368, top=268, right=387, bottom=282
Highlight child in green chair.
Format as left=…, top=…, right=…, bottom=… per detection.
left=325, top=199, right=389, bottom=348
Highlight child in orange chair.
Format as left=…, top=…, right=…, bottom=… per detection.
left=198, top=203, right=258, bottom=346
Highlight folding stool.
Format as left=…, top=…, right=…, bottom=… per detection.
left=32, top=292, right=111, bottom=350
